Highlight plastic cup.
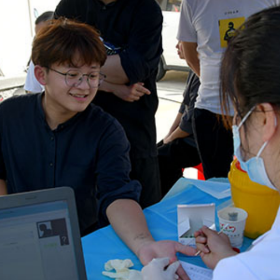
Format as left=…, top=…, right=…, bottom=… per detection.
left=218, top=207, right=248, bottom=248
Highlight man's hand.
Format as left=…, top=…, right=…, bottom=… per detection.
left=114, top=82, right=151, bottom=102
left=100, top=81, right=150, bottom=102
left=137, top=240, right=197, bottom=280
left=195, top=226, right=238, bottom=269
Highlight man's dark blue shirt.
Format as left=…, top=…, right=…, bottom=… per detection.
left=0, top=93, right=141, bottom=235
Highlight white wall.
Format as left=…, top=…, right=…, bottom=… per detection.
left=0, top=0, right=60, bottom=78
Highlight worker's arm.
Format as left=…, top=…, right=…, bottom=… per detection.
left=181, top=42, right=200, bottom=77
left=101, top=54, right=129, bottom=85
left=166, top=112, right=183, bottom=136
left=164, top=127, right=190, bottom=144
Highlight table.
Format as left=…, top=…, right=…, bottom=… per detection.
left=82, top=178, right=253, bottom=279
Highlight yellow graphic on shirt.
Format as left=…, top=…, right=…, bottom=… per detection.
left=219, top=17, right=245, bottom=48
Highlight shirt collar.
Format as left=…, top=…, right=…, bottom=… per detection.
left=36, top=92, right=85, bottom=131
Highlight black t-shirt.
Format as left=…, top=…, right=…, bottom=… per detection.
left=55, top=0, right=163, bottom=158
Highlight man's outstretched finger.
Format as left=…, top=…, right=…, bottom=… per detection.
left=175, top=242, right=197, bottom=256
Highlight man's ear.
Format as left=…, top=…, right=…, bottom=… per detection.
left=34, top=65, right=47, bottom=86
left=258, top=103, right=278, bottom=142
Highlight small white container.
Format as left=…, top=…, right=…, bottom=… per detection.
left=218, top=207, right=248, bottom=248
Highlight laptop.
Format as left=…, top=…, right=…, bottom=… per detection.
left=0, top=187, right=87, bottom=280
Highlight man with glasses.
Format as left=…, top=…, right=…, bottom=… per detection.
left=0, top=19, right=110, bottom=235
left=0, top=19, right=196, bottom=279
left=55, top=0, right=163, bottom=209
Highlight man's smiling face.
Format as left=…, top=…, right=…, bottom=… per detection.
left=42, top=55, right=101, bottom=117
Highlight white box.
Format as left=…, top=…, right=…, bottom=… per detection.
left=177, top=203, right=215, bottom=246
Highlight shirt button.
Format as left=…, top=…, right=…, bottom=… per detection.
left=50, top=137, right=54, bottom=141
left=49, top=163, right=53, bottom=167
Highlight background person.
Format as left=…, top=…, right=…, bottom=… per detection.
left=195, top=6, right=280, bottom=279
left=157, top=42, right=200, bottom=196
left=0, top=18, right=196, bottom=280
left=141, top=5, right=280, bottom=280
left=55, top=0, right=163, bottom=208
left=177, top=0, right=280, bottom=180
left=24, top=11, right=54, bottom=94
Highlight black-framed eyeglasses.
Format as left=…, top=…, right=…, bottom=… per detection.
left=47, top=68, right=106, bottom=88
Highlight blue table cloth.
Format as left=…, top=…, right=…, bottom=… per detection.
left=82, top=178, right=253, bottom=279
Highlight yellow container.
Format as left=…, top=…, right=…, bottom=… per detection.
left=228, top=159, right=280, bottom=239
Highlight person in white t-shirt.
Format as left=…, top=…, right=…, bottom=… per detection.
left=141, top=5, right=280, bottom=280
left=176, top=0, right=280, bottom=180
left=24, top=11, right=53, bottom=93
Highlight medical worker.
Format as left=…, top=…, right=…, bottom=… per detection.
left=141, top=5, right=280, bottom=280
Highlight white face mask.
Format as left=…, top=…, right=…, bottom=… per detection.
left=232, top=107, right=277, bottom=191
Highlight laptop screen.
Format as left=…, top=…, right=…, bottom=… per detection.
left=0, top=188, right=87, bottom=280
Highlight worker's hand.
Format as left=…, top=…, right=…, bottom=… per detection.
left=137, top=240, right=196, bottom=280
left=195, top=226, right=237, bottom=269
left=112, top=82, right=151, bottom=102
left=141, top=258, right=180, bottom=280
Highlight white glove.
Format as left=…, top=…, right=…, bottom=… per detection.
left=102, top=259, right=142, bottom=280
left=141, top=258, right=180, bottom=280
